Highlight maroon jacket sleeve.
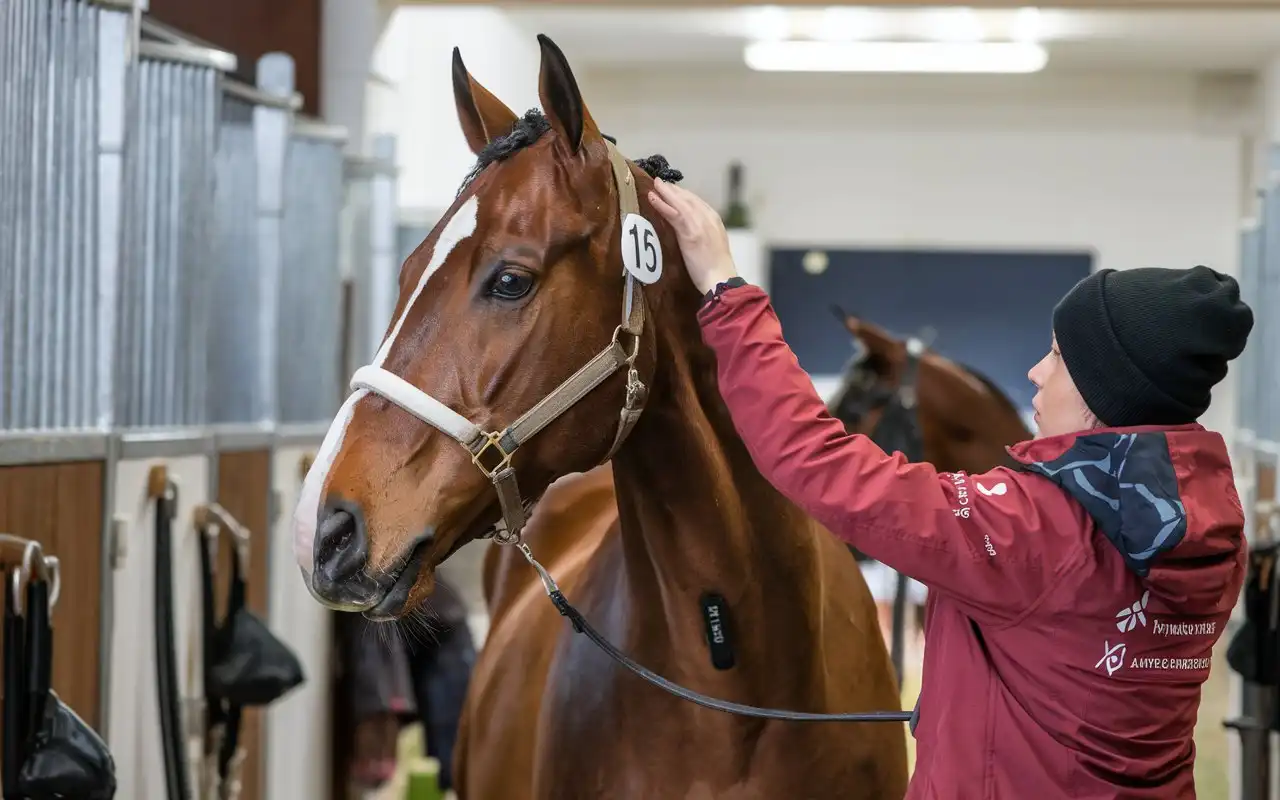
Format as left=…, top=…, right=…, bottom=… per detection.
left=697, top=284, right=1087, bottom=626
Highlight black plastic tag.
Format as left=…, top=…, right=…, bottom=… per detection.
left=700, top=592, right=735, bottom=671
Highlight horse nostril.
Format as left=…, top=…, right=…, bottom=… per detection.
left=314, top=508, right=368, bottom=585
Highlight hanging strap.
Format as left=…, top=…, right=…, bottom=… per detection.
left=153, top=476, right=193, bottom=800
left=3, top=567, right=26, bottom=798
left=22, top=578, right=53, bottom=748
left=197, top=507, right=251, bottom=800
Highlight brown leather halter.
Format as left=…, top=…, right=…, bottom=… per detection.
left=348, top=142, right=911, bottom=725
left=351, top=141, right=649, bottom=547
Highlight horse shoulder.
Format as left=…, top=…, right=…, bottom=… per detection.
left=459, top=475, right=621, bottom=800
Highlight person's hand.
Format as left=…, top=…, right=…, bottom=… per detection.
left=648, top=178, right=739, bottom=295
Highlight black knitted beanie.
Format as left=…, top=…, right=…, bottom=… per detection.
left=1051, top=265, right=1254, bottom=427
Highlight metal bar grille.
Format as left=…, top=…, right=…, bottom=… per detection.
left=341, top=137, right=400, bottom=376
left=208, top=96, right=261, bottom=424
left=341, top=173, right=376, bottom=373
left=279, top=130, right=346, bottom=423
left=116, top=52, right=219, bottom=429
left=0, top=10, right=362, bottom=437
left=206, top=56, right=294, bottom=426
left=0, top=0, right=126, bottom=432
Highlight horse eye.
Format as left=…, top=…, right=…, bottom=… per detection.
left=487, top=269, right=534, bottom=301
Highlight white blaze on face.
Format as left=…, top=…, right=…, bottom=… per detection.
left=293, top=195, right=480, bottom=576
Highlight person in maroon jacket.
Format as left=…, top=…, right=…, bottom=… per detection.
left=647, top=177, right=1255, bottom=798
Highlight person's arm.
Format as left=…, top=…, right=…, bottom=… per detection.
left=698, top=282, right=1086, bottom=626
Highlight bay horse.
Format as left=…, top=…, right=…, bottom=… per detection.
left=293, top=35, right=908, bottom=798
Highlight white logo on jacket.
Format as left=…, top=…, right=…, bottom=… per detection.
left=1115, top=591, right=1150, bottom=633
left=949, top=472, right=971, bottom=518
left=976, top=481, right=1007, bottom=497
left=1095, top=641, right=1127, bottom=676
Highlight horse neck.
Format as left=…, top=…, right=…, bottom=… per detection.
left=915, top=356, right=1029, bottom=471
left=606, top=274, right=829, bottom=688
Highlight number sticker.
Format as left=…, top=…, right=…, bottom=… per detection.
left=621, top=213, right=662, bottom=285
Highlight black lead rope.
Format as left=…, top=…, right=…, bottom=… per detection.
left=155, top=481, right=193, bottom=800
left=521, top=547, right=912, bottom=724
left=23, top=579, right=53, bottom=756
left=4, top=568, right=27, bottom=798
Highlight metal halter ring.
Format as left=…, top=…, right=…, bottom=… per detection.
left=44, top=555, right=62, bottom=610
left=493, top=526, right=522, bottom=546
left=611, top=325, right=642, bottom=366
left=9, top=540, right=60, bottom=616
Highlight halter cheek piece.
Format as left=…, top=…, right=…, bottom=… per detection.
left=345, top=142, right=911, bottom=726
left=349, top=141, right=649, bottom=546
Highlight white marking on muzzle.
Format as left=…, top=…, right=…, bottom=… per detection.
left=293, top=389, right=367, bottom=575
left=292, top=195, right=480, bottom=577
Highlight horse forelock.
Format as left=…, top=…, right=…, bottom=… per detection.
left=459, top=108, right=683, bottom=198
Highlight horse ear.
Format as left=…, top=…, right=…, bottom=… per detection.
left=452, top=47, right=518, bottom=156
left=536, top=33, right=601, bottom=154
left=830, top=305, right=862, bottom=338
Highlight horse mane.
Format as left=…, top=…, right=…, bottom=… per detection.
left=457, top=108, right=684, bottom=195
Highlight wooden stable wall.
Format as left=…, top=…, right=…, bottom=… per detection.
left=215, top=449, right=273, bottom=800
left=145, top=0, right=323, bottom=116
left=0, top=461, right=105, bottom=729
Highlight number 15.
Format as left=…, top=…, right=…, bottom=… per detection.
left=629, top=225, right=657, bottom=274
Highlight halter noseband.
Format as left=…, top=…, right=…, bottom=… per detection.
left=348, top=141, right=650, bottom=545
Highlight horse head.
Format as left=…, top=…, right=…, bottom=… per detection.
left=826, top=308, right=1030, bottom=474
left=292, top=35, right=678, bottom=619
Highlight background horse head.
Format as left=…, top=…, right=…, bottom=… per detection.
left=292, top=36, right=686, bottom=620
left=825, top=306, right=1032, bottom=474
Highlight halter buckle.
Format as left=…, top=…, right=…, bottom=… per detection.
left=625, top=368, right=647, bottom=409
left=493, top=525, right=522, bottom=546
left=471, top=431, right=515, bottom=479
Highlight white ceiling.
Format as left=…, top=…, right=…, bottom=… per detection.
left=499, top=5, right=1280, bottom=73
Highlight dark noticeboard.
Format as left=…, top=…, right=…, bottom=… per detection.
left=768, top=247, right=1094, bottom=413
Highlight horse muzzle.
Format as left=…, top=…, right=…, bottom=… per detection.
left=307, top=506, right=436, bottom=618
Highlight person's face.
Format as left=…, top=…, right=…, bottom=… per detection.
left=1027, top=334, right=1099, bottom=438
